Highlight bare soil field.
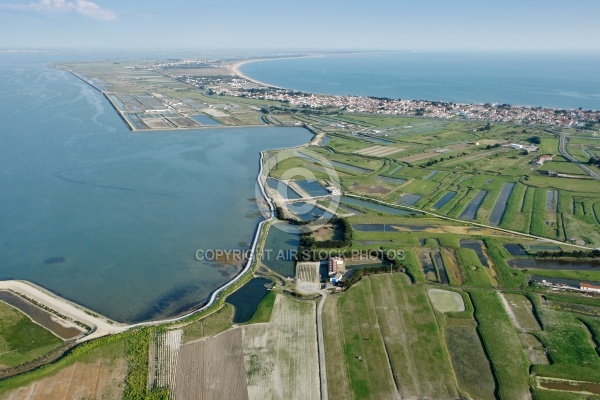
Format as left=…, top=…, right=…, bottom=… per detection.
left=242, top=294, right=320, bottom=400
left=201, top=108, right=229, bottom=118
left=441, top=248, right=464, bottom=285
left=148, top=329, right=182, bottom=391
left=350, top=182, right=391, bottom=195
left=500, top=292, right=542, bottom=331
left=518, top=332, right=549, bottom=365
left=295, top=262, right=320, bottom=284
left=4, top=358, right=127, bottom=400
left=140, top=117, right=171, bottom=129
left=167, top=116, right=199, bottom=128
left=174, top=328, right=249, bottom=400
left=355, top=145, right=404, bottom=157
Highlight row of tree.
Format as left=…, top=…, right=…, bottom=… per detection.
left=299, top=218, right=353, bottom=251
left=534, top=249, right=600, bottom=258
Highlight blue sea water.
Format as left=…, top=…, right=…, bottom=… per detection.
left=240, top=52, right=600, bottom=110
left=0, top=54, right=311, bottom=322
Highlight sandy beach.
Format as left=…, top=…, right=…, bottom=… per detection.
left=229, top=54, right=323, bottom=88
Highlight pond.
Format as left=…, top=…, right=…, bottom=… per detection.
left=420, top=252, right=437, bottom=277
left=488, top=182, right=515, bottom=226
left=353, top=224, right=431, bottom=232
left=397, top=193, right=422, bottom=206
left=294, top=179, right=329, bottom=197
left=423, top=171, right=438, bottom=181
left=266, top=178, right=302, bottom=200
left=363, top=136, right=395, bottom=145
left=226, top=277, right=272, bottom=323
left=330, top=161, right=372, bottom=174
left=503, top=243, right=528, bottom=256
left=432, top=252, right=449, bottom=284
left=459, top=190, right=488, bottom=221
left=0, top=291, right=83, bottom=340
left=546, top=190, right=558, bottom=212
left=508, top=258, right=600, bottom=271
left=379, top=176, right=407, bottom=185
left=341, top=196, right=418, bottom=215
left=191, top=114, right=221, bottom=126
left=293, top=150, right=321, bottom=164
left=432, top=191, right=456, bottom=210
left=261, top=223, right=300, bottom=277
left=337, top=205, right=364, bottom=215
left=460, top=240, right=489, bottom=267
left=287, top=202, right=334, bottom=221
left=389, top=165, right=403, bottom=175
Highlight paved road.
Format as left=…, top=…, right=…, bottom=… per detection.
left=559, top=132, right=600, bottom=181
left=316, top=290, right=329, bottom=400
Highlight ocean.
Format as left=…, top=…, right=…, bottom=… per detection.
left=0, top=54, right=311, bottom=322
left=240, top=51, right=600, bottom=110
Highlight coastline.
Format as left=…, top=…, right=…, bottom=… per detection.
left=229, top=50, right=410, bottom=89
left=0, top=149, right=279, bottom=341
left=230, top=54, right=322, bottom=89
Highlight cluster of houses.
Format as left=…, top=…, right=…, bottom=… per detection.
left=581, top=282, right=600, bottom=293
left=509, top=143, right=539, bottom=152
left=328, top=257, right=351, bottom=285
left=537, top=279, right=600, bottom=293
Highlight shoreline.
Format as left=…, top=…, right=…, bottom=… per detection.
left=230, top=55, right=320, bottom=89
left=229, top=54, right=600, bottom=113
left=0, top=149, right=279, bottom=341
left=229, top=50, right=413, bottom=89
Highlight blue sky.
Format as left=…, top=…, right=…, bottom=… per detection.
left=1, top=0, right=599, bottom=50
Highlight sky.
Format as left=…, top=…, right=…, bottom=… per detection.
left=0, top=0, right=599, bottom=51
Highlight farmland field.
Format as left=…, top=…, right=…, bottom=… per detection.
left=242, top=294, right=320, bottom=400
left=330, top=274, right=459, bottom=399
left=469, top=289, right=530, bottom=400
left=444, top=319, right=496, bottom=400
left=1, top=337, right=128, bottom=400
left=3, top=358, right=127, bottom=400
left=174, top=328, right=249, bottom=400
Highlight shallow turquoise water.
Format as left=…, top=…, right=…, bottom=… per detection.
left=0, top=59, right=311, bottom=322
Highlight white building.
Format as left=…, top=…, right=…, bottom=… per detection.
left=580, top=283, right=600, bottom=293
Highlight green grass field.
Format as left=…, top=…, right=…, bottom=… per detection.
left=444, top=319, right=496, bottom=399
left=182, top=303, right=234, bottom=343
left=0, top=301, right=63, bottom=369
left=469, top=289, right=530, bottom=399
left=532, top=305, right=600, bottom=383
left=330, top=274, right=459, bottom=399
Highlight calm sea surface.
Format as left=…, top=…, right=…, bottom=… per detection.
left=0, top=54, right=311, bottom=322
left=240, top=52, right=600, bottom=110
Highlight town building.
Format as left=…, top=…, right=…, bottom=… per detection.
left=580, top=282, right=600, bottom=293
left=328, top=257, right=344, bottom=274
